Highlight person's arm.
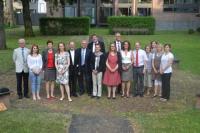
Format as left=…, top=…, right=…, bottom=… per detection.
left=54, top=53, right=58, bottom=70
left=143, top=52, right=148, bottom=74
left=106, top=59, right=112, bottom=71
left=12, top=50, right=17, bottom=63
left=39, top=55, right=43, bottom=71
left=152, top=54, right=157, bottom=73
left=101, top=42, right=106, bottom=53
left=27, top=55, right=34, bottom=71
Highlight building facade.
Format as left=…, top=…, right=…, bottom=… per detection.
left=47, top=0, right=200, bottom=30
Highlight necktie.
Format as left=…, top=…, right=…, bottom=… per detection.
left=22, top=48, right=25, bottom=63
left=117, top=41, right=120, bottom=51
left=136, top=50, right=138, bottom=67
left=81, top=49, right=85, bottom=66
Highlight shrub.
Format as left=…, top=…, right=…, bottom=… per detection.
left=39, top=17, right=90, bottom=35
left=188, top=29, right=195, bottom=34
left=196, top=27, right=200, bottom=33
left=107, top=16, right=155, bottom=35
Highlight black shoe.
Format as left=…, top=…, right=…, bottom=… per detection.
left=112, top=97, right=116, bottom=99
left=73, top=94, right=78, bottom=97
left=24, top=95, right=30, bottom=98
left=79, top=92, right=84, bottom=96
left=140, top=94, right=144, bottom=97
left=96, top=96, right=100, bottom=99
left=18, top=95, right=23, bottom=99
left=107, top=97, right=111, bottom=100
left=91, top=95, right=95, bottom=98
left=133, top=94, right=138, bottom=97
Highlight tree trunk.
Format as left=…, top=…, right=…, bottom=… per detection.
left=0, top=0, right=7, bottom=49
left=21, top=0, right=34, bottom=37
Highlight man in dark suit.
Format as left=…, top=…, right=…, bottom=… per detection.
left=87, top=34, right=105, bottom=53
left=77, top=40, right=93, bottom=96
left=114, top=32, right=123, bottom=52
left=68, top=41, right=78, bottom=97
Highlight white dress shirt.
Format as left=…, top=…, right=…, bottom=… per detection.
left=121, top=50, right=132, bottom=64
left=115, top=41, right=121, bottom=52
left=70, top=50, right=75, bottom=65
left=133, top=49, right=148, bottom=67
left=160, top=52, right=174, bottom=73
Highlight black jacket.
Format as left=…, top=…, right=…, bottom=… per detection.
left=88, top=41, right=106, bottom=53
left=90, top=53, right=105, bottom=73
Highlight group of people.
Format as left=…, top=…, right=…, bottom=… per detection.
left=12, top=33, right=174, bottom=102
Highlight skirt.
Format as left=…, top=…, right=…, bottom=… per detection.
left=44, top=68, right=56, bottom=81
left=121, top=63, right=133, bottom=81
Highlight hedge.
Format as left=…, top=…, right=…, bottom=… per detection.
left=108, top=16, right=155, bottom=35
left=39, top=17, right=90, bottom=35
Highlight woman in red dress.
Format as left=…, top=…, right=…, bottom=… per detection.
left=103, top=43, right=122, bottom=99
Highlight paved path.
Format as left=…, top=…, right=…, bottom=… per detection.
left=69, top=114, right=134, bottom=133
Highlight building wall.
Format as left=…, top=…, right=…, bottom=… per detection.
left=152, top=0, right=200, bottom=30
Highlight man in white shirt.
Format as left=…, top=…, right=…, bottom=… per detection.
left=68, top=41, right=78, bottom=97
left=13, top=38, right=30, bottom=99
left=132, top=42, right=148, bottom=97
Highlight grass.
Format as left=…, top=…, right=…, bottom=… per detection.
left=122, top=109, right=200, bottom=133
left=0, top=109, right=70, bottom=133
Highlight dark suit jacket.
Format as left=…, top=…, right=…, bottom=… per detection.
left=90, top=53, right=105, bottom=73
left=68, top=49, right=79, bottom=75
left=88, top=41, right=105, bottom=53
left=76, top=48, right=92, bottom=73
left=114, top=40, right=123, bottom=52
left=104, top=52, right=122, bottom=74
left=42, top=48, right=56, bottom=69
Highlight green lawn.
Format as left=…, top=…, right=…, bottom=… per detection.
left=0, top=27, right=200, bottom=133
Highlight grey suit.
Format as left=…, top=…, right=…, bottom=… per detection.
left=13, top=47, right=30, bottom=97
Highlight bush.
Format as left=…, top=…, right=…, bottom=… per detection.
left=188, top=29, right=195, bottom=34
left=39, top=17, right=90, bottom=35
left=196, top=27, right=200, bottom=33
left=107, top=16, right=155, bottom=35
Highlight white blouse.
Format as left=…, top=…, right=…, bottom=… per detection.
left=160, top=52, right=174, bottom=73
left=121, top=50, right=132, bottom=64
left=27, top=54, right=43, bottom=73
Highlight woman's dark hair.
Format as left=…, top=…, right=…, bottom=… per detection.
left=30, top=44, right=39, bottom=55
left=164, top=43, right=171, bottom=49
left=144, top=45, right=151, bottom=52
left=46, top=40, right=53, bottom=45
left=122, top=40, right=131, bottom=51
left=150, top=41, right=158, bottom=49
left=57, top=42, right=66, bottom=54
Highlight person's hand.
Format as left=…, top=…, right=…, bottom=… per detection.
left=122, top=66, right=126, bottom=71
left=160, top=69, right=164, bottom=74
left=143, top=69, right=146, bottom=74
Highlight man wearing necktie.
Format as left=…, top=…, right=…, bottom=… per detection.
left=77, top=40, right=92, bottom=96
left=13, top=39, right=30, bottom=99
left=87, top=34, right=105, bottom=53
left=114, top=32, right=122, bottom=52
left=68, top=41, right=79, bottom=97
left=133, top=42, right=148, bottom=97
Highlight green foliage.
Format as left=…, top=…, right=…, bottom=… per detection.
left=107, top=16, right=155, bottom=35
left=39, top=17, right=90, bottom=35
left=188, top=29, right=195, bottom=34
left=196, top=27, right=200, bottom=33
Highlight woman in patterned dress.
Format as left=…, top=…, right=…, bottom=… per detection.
left=55, top=42, right=72, bottom=102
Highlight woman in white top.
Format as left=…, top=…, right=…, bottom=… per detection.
left=27, top=44, right=43, bottom=100
left=160, top=44, right=174, bottom=101
left=121, top=41, right=133, bottom=98
left=55, top=42, right=72, bottom=102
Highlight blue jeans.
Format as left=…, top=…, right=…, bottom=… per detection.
left=29, top=72, right=41, bottom=93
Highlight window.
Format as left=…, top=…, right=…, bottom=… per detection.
left=163, top=0, right=199, bottom=13
left=138, top=0, right=152, bottom=3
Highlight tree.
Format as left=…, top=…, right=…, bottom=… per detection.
left=21, top=0, right=34, bottom=37
left=0, top=0, right=7, bottom=49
